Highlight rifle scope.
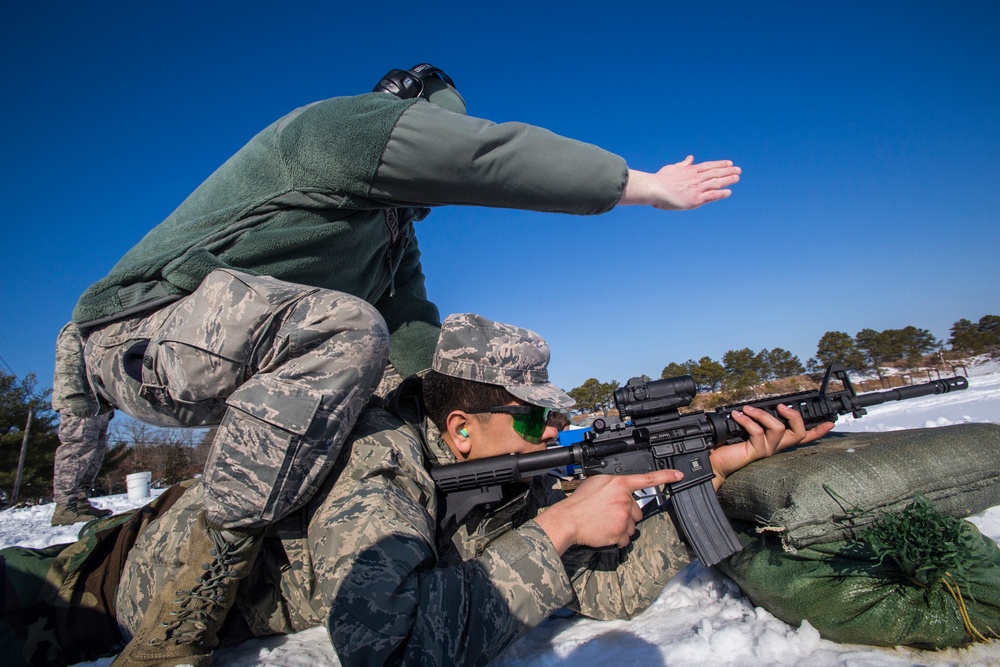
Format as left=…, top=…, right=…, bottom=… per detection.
left=615, top=375, right=697, bottom=420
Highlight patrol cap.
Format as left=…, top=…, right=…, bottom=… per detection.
left=432, top=314, right=575, bottom=410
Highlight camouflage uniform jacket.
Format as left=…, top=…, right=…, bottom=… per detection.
left=114, top=377, right=693, bottom=665
left=322, top=376, right=694, bottom=665
left=71, top=96, right=628, bottom=377
left=19, top=370, right=692, bottom=666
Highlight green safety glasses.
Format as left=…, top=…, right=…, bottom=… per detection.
left=466, top=405, right=551, bottom=444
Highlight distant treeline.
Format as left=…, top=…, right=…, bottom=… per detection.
left=567, top=314, right=999, bottom=415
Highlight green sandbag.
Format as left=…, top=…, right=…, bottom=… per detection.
left=718, top=502, right=1000, bottom=649
left=717, top=423, right=1000, bottom=550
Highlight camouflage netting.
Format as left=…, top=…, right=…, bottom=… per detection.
left=717, top=423, right=1000, bottom=550
left=718, top=498, right=1000, bottom=648
left=715, top=423, right=1000, bottom=649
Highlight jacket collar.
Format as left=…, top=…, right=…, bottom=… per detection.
left=382, top=372, right=458, bottom=467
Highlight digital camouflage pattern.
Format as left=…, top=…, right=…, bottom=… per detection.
left=84, top=268, right=389, bottom=529
left=52, top=322, right=99, bottom=416
left=117, top=373, right=693, bottom=666
left=16, top=311, right=690, bottom=665
left=432, top=313, right=575, bottom=410
left=117, top=482, right=316, bottom=641
left=0, top=482, right=194, bottom=667
left=2, top=385, right=692, bottom=666
left=52, top=412, right=111, bottom=506
left=52, top=321, right=113, bottom=508
left=110, top=511, right=262, bottom=667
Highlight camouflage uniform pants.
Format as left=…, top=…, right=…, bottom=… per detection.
left=52, top=411, right=112, bottom=505
left=117, top=481, right=329, bottom=640
left=83, top=268, right=389, bottom=529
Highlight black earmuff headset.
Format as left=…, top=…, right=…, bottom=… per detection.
left=372, top=63, right=456, bottom=99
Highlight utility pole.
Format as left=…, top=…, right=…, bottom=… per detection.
left=12, top=408, right=33, bottom=505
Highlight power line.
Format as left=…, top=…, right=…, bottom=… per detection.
left=0, top=352, right=16, bottom=375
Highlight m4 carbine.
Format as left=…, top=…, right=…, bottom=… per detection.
left=431, top=362, right=969, bottom=566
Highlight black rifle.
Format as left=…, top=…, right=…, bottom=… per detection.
left=430, top=362, right=969, bottom=566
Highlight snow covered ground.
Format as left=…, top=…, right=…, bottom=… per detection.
left=2, top=363, right=999, bottom=667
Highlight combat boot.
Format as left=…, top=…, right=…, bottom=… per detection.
left=50, top=500, right=113, bottom=526
left=110, top=512, right=262, bottom=667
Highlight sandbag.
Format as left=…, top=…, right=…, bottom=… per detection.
left=717, top=423, right=1000, bottom=550
left=718, top=500, right=1000, bottom=649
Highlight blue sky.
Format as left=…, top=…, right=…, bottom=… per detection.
left=2, top=0, right=998, bottom=394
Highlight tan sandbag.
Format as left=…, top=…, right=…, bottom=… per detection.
left=717, top=423, right=1000, bottom=550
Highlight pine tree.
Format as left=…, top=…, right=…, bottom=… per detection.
left=0, top=370, right=59, bottom=505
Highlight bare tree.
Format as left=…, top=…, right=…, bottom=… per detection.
left=99, top=416, right=210, bottom=492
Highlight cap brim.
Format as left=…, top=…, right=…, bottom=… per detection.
left=507, top=383, right=575, bottom=411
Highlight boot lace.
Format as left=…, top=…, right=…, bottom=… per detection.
left=149, top=530, right=255, bottom=647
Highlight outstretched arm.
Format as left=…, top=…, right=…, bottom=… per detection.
left=620, top=155, right=742, bottom=210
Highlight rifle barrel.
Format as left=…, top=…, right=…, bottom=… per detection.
left=856, top=376, right=968, bottom=409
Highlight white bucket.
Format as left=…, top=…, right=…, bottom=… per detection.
left=126, top=471, right=152, bottom=500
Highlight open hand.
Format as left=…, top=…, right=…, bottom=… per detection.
left=620, top=156, right=742, bottom=210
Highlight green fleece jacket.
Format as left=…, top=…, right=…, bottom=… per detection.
left=72, top=93, right=628, bottom=376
